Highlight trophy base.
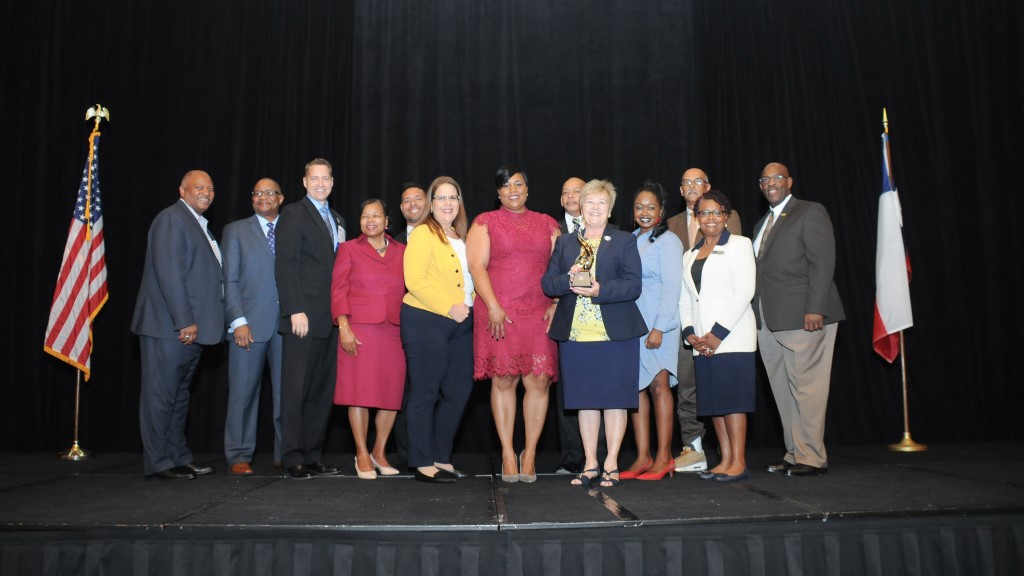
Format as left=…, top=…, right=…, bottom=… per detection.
left=569, top=271, right=592, bottom=288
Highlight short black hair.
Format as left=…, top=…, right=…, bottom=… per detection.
left=696, top=189, right=733, bottom=215
left=495, top=164, right=527, bottom=189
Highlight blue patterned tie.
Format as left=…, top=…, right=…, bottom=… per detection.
left=266, top=221, right=275, bottom=255
left=319, top=206, right=336, bottom=250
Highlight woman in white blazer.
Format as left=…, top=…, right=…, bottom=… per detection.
left=679, top=190, right=757, bottom=483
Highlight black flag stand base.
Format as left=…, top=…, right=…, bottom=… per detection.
left=58, top=371, right=90, bottom=461
left=887, top=331, right=927, bottom=453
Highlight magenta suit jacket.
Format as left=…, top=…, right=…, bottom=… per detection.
left=331, top=235, right=406, bottom=326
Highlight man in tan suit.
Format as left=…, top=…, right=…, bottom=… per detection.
left=752, top=162, right=844, bottom=477
left=665, top=168, right=742, bottom=472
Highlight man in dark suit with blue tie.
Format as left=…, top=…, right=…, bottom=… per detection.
left=275, top=158, right=346, bottom=479
left=221, top=178, right=285, bottom=475
left=131, top=170, right=225, bottom=480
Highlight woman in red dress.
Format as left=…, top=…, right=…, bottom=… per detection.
left=331, top=199, right=407, bottom=480
left=467, top=165, right=561, bottom=483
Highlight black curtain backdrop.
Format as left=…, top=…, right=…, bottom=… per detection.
left=3, top=1, right=1021, bottom=457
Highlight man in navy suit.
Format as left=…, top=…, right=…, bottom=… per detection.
left=275, top=158, right=346, bottom=479
left=752, top=162, right=844, bottom=477
left=131, top=170, right=225, bottom=480
left=221, top=178, right=285, bottom=475
left=552, top=176, right=586, bottom=475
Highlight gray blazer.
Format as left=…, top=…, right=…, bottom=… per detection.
left=222, top=214, right=280, bottom=342
left=751, top=196, right=844, bottom=332
left=131, top=200, right=225, bottom=345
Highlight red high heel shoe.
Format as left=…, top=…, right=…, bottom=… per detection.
left=636, top=461, right=675, bottom=481
left=619, top=458, right=653, bottom=480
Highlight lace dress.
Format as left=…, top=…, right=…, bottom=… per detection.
left=472, top=208, right=560, bottom=379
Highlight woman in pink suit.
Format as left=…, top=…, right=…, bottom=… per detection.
left=331, top=199, right=407, bottom=480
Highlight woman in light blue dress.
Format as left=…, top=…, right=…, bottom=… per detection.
left=621, top=181, right=684, bottom=481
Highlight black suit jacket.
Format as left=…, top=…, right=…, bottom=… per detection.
left=541, top=228, right=647, bottom=342
left=274, top=197, right=346, bottom=338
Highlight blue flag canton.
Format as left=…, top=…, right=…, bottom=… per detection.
left=74, top=136, right=102, bottom=226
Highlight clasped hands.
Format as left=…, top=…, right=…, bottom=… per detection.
left=687, top=333, right=722, bottom=357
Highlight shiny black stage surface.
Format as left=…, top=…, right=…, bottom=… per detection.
left=1, top=444, right=1022, bottom=575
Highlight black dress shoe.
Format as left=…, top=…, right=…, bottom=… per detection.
left=764, top=461, right=794, bottom=474
left=306, top=461, right=340, bottom=476
left=555, top=461, right=583, bottom=475
left=186, top=462, right=214, bottom=475
left=414, top=469, right=457, bottom=483
left=437, top=466, right=468, bottom=479
left=787, top=464, right=828, bottom=477
left=287, top=465, right=315, bottom=480
left=149, top=468, right=196, bottom=480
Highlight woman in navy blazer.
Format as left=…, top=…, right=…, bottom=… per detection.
left=542, top=179, right=647, bottom=488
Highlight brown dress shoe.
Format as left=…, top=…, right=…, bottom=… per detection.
left=230, top=462, right=254, bottom=476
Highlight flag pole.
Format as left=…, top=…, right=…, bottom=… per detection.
left=56, top=104, right=110, bottom=461
left=59, top=370, right=89, bottom=460
left=881, top=109, right=925, bottom=452
left=888, top=330, right=926, bottom=451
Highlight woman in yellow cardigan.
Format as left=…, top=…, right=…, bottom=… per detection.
left=401, top=176, right=475, bottom=483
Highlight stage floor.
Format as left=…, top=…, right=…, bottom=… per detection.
left=2, top=443, right=1022, bottom=531
left=1, top=443, right=1022, bottom=575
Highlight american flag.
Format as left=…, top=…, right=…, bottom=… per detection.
left=43, top=132, right=109, bottom=380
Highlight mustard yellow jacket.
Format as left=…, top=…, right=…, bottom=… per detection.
left=402, top=225, right=472, bottom=318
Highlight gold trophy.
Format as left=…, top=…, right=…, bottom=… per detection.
left=570, top=229, right=595, bottom=287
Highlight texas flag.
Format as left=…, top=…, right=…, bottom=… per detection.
left=872, top=125, right=913, bottom=363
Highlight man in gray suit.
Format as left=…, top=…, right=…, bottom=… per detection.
left=752, top=162, right=844, bottom=477
left=131, top=170, right=225, bottom=480
left=665, top=168, right=742, bottom=473
left=222, top=178, right=285, bottom=475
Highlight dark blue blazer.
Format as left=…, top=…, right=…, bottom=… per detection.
left=131, top=200, right=225, bottom=345
left=541, top=228, right=647, bottom=342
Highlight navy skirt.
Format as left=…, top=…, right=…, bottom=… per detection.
left=694, top=351, right=755, bottom=416
left=559, top=339, right=640, bottom=410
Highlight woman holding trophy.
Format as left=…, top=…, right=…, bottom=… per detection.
left=542, top=179, right=647, bottom=488
left=467, top=165, right=561, bottom=483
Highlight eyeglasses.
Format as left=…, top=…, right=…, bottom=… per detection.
left=681, top=178, right=708, bottom=187
left=758, top=174, right=787, bottom=185
left=696, top=209, right=727, bottom=218
left=433, top=195, right=460, bottom=202
left=252, top=190, right=281, bottom=198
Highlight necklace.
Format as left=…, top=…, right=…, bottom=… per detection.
left=373, top=238, right=388, bottom=254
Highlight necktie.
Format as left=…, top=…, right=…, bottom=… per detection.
left=201, top=218, right=222, bottom=266
left=319, top=206, right=336, bottom=250
left=687, top=210, right=698, bottom=248
left=758, top=210, right=775, bottom=259
left=571, top=217, right=581, bottom=234
left=266, top=221, right=275, bottom=255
